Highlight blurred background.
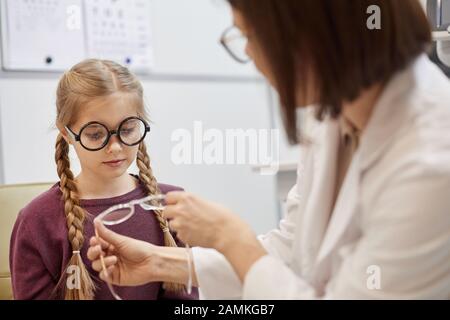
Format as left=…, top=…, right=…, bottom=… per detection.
left=0, top=0, right=448, bottom=233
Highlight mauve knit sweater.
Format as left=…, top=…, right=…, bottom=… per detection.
left=9, top=177, right=199, bottom=300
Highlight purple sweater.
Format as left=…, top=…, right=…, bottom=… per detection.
left=9, top=177, right=199, bottom=300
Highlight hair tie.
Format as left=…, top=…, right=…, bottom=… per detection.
left=72, top=250, right=80, bottom=255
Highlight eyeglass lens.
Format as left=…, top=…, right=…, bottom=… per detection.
left=80, top=118, right=146, bottom=150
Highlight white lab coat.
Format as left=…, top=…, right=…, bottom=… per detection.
left=192, top=54, right=450, bottom=299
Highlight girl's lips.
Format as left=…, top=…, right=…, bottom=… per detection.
left=103, top=159, right=125, bottom=164
left=103, top=159, right=126, bottom=167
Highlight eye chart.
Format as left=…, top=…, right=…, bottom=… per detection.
left=0, top=0, right=85, bottom=71
left=84, top=0, right=154, bottom=72
left=1, top=0, right=154, bottom=72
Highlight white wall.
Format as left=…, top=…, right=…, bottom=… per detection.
left=0, top=0, right=283, bottom=234
left=148, top=0, right=257, bottom=77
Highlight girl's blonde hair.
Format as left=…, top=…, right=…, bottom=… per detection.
left=54, top=59, right=183, bottom=299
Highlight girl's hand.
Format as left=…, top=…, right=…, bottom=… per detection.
left=87, top=220, right=159, bottom=286
left=164, top=191, right=255, bottom=253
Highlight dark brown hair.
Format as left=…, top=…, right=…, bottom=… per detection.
left=228, top=0, right=432, bottom=144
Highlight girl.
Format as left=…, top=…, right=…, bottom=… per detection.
left=9, top=59, right=198, bottom=300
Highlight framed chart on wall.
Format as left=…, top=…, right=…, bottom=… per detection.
left=0, top=0, right=85, bottom=71
left=83, top=0, right=154, bottom=72
left=0, top=0, right=154, bottom=73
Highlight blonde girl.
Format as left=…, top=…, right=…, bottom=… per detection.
left=10, top=59, right=198, bottom=300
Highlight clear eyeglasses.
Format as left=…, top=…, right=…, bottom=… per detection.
left=220, top=25, right=251, bottom=64
left=93, top=194, right=192, bottom=300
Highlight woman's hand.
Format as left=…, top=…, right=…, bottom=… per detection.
left=164, top=192, right=256, bottom=252
left=164, top=191, right=268, bottom=281
left=87, top=220, right=159, bottom=286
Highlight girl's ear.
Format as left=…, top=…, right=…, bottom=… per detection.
left=56, top=124, right=72, bottom=145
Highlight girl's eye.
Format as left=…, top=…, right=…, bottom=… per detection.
left=121, top=128, right=135, bottom=135
left=86, top=132, right=105, bottom=140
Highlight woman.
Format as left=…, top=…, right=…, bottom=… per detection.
left=88, top=0, right=450, bottom=299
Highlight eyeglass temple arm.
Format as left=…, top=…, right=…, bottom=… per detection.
left=136, top=194, right=166, bottom=210
left=64, top=126, right=79, bottom=141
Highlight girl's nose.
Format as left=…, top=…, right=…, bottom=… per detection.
left=105, top=134, right=123, bottom=153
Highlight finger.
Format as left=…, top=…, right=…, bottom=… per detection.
left=99, top=265, right=117, bottom=282
left=92, top=255, right=118, bottom=272
left=164, top=191, right=186, bottom=205
left=89, top=235, right=111, bottom=250
left=94, top=219, right=129, bottom=247
left=88, top=243, right=115, bottom=261
left=89, top=236, right=98, bottom=246
left=87, top=244, right=103, bottom=261
left=167, top=219, right=181, bottom=233
left=163, top=204, right=184, bottom=220
left=106, top=244, right=116, bottom=255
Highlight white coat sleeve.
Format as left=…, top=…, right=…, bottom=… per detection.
left=242, top=163, right=450, bottom=299
left=257, top=185, right=301, bottom=262
left=192, top=184, right=302, bottom=299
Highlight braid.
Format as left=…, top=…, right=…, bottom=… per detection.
left=53, top=134, right=96, bottom=299
left=136, top=142, right=185, bottom=293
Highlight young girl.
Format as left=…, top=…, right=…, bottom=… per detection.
left=9, top=59, right=198, bottom=300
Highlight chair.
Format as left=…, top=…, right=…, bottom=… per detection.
left=0, top=182, right=54, bottom=300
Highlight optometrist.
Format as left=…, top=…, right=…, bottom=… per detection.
left=88, top=0, right=450, bottom=299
